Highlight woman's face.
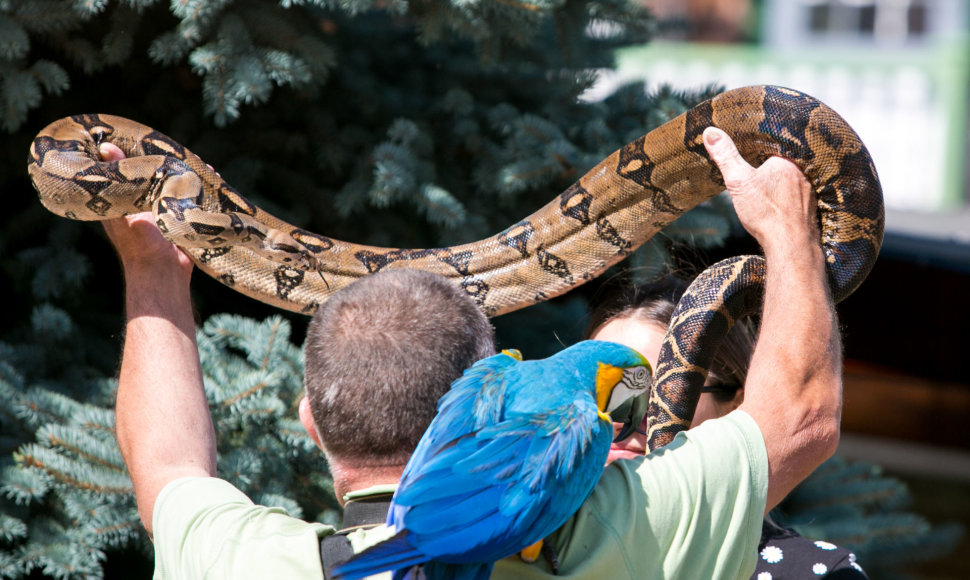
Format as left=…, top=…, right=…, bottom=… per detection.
left=591, top=315, right=742, bottom=460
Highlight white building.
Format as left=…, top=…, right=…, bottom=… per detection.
left=591, top=0, right=970, bottom=242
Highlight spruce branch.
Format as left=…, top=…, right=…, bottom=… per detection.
left=35, top=425, right=125, bottom=473
left=71, top=0, right=110, bottom=18
left=0, top=513, right=28, bottom=543
left=7, top=1, right=82, bottom=35
left=16, top=445, right=133, bottom=496
left=0, top=14, right=28, bottom=60
left=1, top=465, right=51, bottom=506
left=0, top=69, right=41, bottom=132
left=419, top=184, right=467, bottom=228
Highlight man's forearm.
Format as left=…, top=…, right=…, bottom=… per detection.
left=746, top=239, right=842, bottom=510
left=115, top=262, right=217, bottom=537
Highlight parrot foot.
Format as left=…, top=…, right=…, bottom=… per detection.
left=518, top=539, right=561, bottom=574
left=519, top=540, right=543, bottom=563
left=541, top=540, right=561, bottom=574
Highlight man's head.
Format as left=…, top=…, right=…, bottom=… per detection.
left=301, top=269, right=495, bottom=469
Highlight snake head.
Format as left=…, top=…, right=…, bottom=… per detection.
left=299, top=250, right=322, bottom=272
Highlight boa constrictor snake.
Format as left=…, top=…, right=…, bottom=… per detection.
left=28, top=85, right=884, bottom=448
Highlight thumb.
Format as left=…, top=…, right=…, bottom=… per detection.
left=99, top=142, right=127, bottom=162
left=703, top=127, right=754, bottom=186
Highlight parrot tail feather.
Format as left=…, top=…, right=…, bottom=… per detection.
left=421, top=560, right=495, bottom=580
left=331, top=530, right=428, bottom=580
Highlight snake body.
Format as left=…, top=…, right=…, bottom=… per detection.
left=28, top=85, right=884, bottom=442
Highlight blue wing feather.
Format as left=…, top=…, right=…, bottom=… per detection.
left=400, top=351, right=519, bottom=492
left=332, top=531, right=427, bottom=580
left=405, top=401, right=609, bottom=562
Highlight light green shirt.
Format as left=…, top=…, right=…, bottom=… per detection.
left=152, top=478, right=333, bottom=579
left=153, top=409, right=767, bottom=579
left=493, top=409, right=768, bottom=579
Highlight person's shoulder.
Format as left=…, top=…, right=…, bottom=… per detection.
left=695, top=408, right=763, bottom=439
left=155, top=476, right=252, bottom=515
left=156, top=476, right=332, bottom=533
left=651, top=410, right=767, bottom=468
left=617, top=410, right=770, bottom=517
left=154, top=477, right=333, bottom=579
left=689, top=409, right=767, bottom=466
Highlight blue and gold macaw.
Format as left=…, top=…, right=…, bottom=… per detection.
left=332, top=339, right=651, bottom=580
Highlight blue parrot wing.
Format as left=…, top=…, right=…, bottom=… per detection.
left=391, top=388, right=610, bottom=562
left=498, top=392, right=611, bottom=536
left=335, top=353, right=523, bottom=580
left=397, top=350, right=521, bottom=498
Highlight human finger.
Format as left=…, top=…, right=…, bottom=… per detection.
left=702, top=127, right=755, bottom=189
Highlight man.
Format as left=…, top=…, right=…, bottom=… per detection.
left=104, top=125, right=842, bottom=578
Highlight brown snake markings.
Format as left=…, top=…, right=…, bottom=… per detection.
left=28, top=85, right=884, bottom=447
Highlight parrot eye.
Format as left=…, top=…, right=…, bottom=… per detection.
left=632, top=366, right=649, bottom=388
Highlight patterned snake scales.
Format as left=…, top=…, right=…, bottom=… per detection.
left=28, top=85, right=884, bottom=449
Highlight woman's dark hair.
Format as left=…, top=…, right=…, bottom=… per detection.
left=586, top=274, right=758, bottom=403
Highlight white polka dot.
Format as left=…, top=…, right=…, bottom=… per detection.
left=761, top=545, right=784, bottom=564
left=813, top=563, right=829, bottom=575
left=852, top=562, right=864, bottom=572
left=757, top=573, right=773, bottom=580
left=814, top=540, right=837, bottom=551
left=848, top=552, right=857, bottom=562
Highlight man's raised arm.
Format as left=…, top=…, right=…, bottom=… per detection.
left=703, top=127, right=843, bottom=512
left=100, top=143, right=217, bottom=538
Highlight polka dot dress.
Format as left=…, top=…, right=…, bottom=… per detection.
left=752, top=520, right=868, bottom=579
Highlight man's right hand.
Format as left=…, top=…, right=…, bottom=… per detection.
left=98, top=143, right=194, bottom=280
left=701, top=126, right=820, bottom=261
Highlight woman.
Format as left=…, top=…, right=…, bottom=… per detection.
left=588, top=274, right=868, bottom=579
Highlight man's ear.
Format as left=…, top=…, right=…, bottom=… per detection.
left=299, top=395, right=324, bottom=451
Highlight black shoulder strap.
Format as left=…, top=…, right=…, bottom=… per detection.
left=321, top=534, right=356, bottom=580
left=321, top=494, right=393, bottom=580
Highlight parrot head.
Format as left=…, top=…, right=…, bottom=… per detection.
left=578, top=340, right=652, bottom=442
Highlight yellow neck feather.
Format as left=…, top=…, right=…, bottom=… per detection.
left=595, top=362, right=623, bottom=420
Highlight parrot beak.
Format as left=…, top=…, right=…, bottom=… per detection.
left=610, top=393, right=649, bottom=443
